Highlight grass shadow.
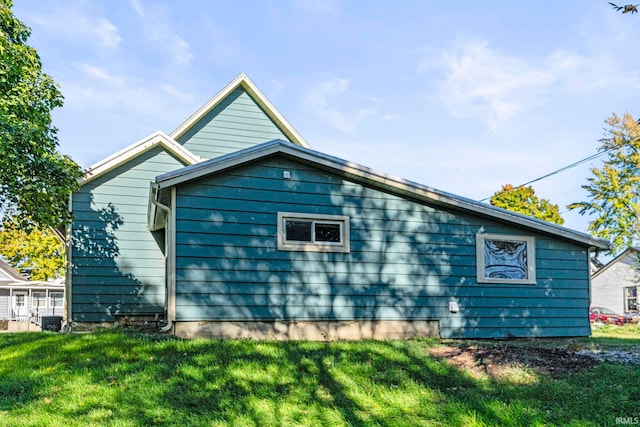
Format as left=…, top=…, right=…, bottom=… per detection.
left=0, top=330, right=639, bottom=426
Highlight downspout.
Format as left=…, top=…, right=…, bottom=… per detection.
left=63, top=192, right=73, bottom=332
left=587, top=246, right=602, bottom=336
left=150, top=185, right=174, bottom=333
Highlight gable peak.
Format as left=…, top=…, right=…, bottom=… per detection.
left=169, top=73, right=309, bottom=148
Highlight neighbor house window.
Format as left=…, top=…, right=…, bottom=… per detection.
left=50, top=292, right=63, bottom=308
left=625, top=286, right=638, bottom=312
left=33, top=292, right=46, bottom=308
left=277, top=212, right=350, bottom=253
left=476, top=234, right=536, bottom=284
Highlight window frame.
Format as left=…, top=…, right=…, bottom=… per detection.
left=277, top=212, right=350, bottom=253
left=32, top=291, right=47, bottom=308
left=50, top=292, right=64, bottom=308
left=476, top=233, right=536, bottom=285
left=625, top=286, right=638, bottom=312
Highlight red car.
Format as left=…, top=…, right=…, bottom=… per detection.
left=589, top=307, right=630, bottom=325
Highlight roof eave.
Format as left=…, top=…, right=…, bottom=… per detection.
left=154, top=140, right=610, bottom=251
left=80, top=131, right=202, bottom=185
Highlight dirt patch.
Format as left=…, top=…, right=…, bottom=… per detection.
left=428, top=344, right=600, bottom=379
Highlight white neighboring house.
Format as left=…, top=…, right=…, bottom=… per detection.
left=591, top=247, right=639, bottom=314
left=0, top=259, right=64, bottom=324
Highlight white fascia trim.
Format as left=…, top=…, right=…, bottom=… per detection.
left=155, top=141, right=610, bottom=251
left=81, top=131, right=202, bottom=184
left=155, top=140, right=287, bottom=188
left=169, top=73, right=310, bottom=148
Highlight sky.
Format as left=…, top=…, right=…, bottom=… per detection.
left=11, top=0, right=640, bottom=236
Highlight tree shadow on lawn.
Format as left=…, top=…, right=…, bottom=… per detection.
left=0, top=331, right=634, bottom=426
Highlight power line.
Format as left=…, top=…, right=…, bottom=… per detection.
left=478, top=148, right=613, bottom=202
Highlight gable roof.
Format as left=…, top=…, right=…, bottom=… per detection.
left=81, top=131, right=202, bottom=184
left=169, top=73, right=309, bottom=148
left=151, top=139, right=610, bottom=250
left=0, top=258, right=26, bottom=283
left=592, top=247, right=640, bottom=278
left=0, top=259, right=63, bottom=289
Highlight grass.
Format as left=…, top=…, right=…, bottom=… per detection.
left=0, top=327, right=638, bottom=426
left=588, top=323, right=640, bottom=346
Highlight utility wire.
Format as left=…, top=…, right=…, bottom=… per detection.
left=478, top=148, right=614, bottom=202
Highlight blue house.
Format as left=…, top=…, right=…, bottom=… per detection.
left=68, top=74, right=609, bottom=339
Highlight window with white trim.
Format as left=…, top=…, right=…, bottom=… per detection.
left=476, top=234, right=536, bottom=284
left=50, top=292, right=63, bottom=308
left=33, top=292, right=46, bottom=308
left=277, top=212, right=350, bottom=253
left=625, top=286, right=638, bottom=312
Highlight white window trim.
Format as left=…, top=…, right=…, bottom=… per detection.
left=33, top=291, right=47, bottom=308
left=50, top=292, right=64, bottom=307
left=625, top=286, right=638, bottom=312
left=476, top=233, right=536, bottom=285
left=277, top=212, right=350, bottom=253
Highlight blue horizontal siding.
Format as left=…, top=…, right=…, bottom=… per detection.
left=177, top=88, right=290, bottom=159
left=71, top=147, right=186, bottom=322
left=173, top=156, right=592, bottom=338
left=70, top=284, right=165, bottom=295
left=174, top=282, right=588, bottom=299
left=174, top=295, right=587, bottom=312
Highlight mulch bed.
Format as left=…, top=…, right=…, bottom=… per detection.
left=428, top=344, right=600, bottom=378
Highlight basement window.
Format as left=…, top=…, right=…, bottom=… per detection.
left=476, top=234, right=536, bottom=284
left=277, top=212, right=350, bottom=253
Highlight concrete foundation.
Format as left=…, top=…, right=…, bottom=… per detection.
left=7, top=321, right=36, bottom=332
left=174, top=319, right=440, bottom=341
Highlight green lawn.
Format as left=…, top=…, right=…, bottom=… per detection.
left=1, top=327, right=639, bottom=426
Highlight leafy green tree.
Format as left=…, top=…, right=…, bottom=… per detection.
left=0, top=0, right=82, bottom=228
left=490, top=184, right=565, bottom=225
left=0, top=219, right=64, bottom=281
left=569, top=113, right=640, bottom=255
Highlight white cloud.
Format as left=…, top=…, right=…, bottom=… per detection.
left=304, top=78, right=377, bottom=133
left=125, top=3, right=194, bottom=66
left=428, top=33, right=640, bottom=132
left=66, top=62, right=194, bottom=117
left=168, top=36, right=194, bottom=65
left=130, top=0, right=145, bottom=18
left=430, top=39, right=558, bottom=130
left=26, top=5, right=121, bottom=50
left=269, top=79, right=285, bottom=97
left=94, top=18, right=121, bottom=49
left=161, top=84, right=195, bottom=102
left=77, top=63, right=123, bottom=84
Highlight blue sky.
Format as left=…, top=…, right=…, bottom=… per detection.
left=12, top=0, right=640, bottom=235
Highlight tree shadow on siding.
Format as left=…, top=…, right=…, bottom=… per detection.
left=174, top=155, right=590, bottom=340
left=174, top=157, right=486, bottom=338
left=70, top=193, right=145, bottom=322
